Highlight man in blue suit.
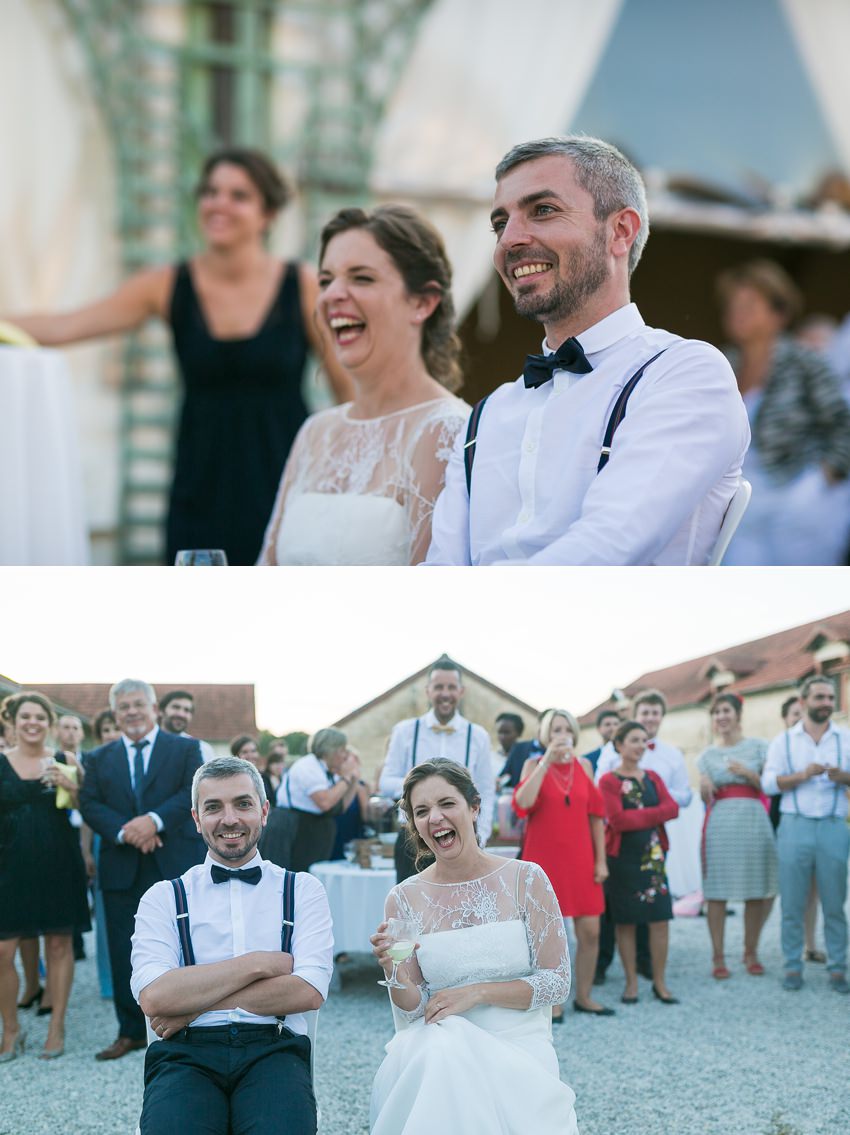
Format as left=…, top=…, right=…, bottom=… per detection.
left=80, top=679, right=204, bottom=1060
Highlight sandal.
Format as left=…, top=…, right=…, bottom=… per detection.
left=743, top=954, right=764, bottom=975
left=712, top=958, right=730, bottom=979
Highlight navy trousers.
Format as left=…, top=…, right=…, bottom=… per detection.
left=141, top=1024, right=316, bottom=1135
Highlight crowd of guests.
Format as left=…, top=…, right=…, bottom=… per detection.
left=6, top=137, right=850, bottom=567
left=0, top=666, right=847, bottom=1084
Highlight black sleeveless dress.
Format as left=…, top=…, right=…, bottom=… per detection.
left=166, top=261, right=309, bottom=566
left=0, top=753, right=91, bottom=938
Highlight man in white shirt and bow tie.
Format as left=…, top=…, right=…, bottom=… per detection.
left=131, top=756, right=333, bottom=1134
left=762, top=676, right=850, bottom=994
left=380, top=656, right=494, bottom=881
left=594, top=690, right=693, bottom=981
left=426, top=135, right=750, bottom=566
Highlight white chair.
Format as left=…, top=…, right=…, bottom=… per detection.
left=707, top=478, right=751, bottom=566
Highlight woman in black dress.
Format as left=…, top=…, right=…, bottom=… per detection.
left=599, top=721, right=679, bottom=1005
left=0, top=692, right=89, bottom=1060
left=7, top=148, right=353, bottom=565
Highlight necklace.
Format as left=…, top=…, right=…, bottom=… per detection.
left=548, top=759, right=576, bottom=806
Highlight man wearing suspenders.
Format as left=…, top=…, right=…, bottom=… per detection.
left=131, top=757, right=333, bottom=1134
left=426, top=135, right=750, bottom=566
left=380, top=656, right=494, bottom=882
left=763, top=676, right=850, bottom=994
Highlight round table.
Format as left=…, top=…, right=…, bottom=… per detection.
left=309, top=859, right=396, bottom=954
left=0, top=347, right=89, bottom=564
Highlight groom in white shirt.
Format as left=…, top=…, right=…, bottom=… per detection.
left=426, top=135, right=750, bottom=566
left=131, top=756, right=333, bottom=1134
left=380, top=655, right=494, bottom=881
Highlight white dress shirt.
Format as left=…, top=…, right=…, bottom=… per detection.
left=277, top=754, right=336, bottom=814
left=119, top=725, right=164, bottom=835
left=595, top=736, right=693, bottom=808
left=130, top=851, right=333, bottom=1037
left=762, top=721, right=850, bottom=819
left=426, top=304, right=750, bottom=565
left=179, top=731, right=215, bottom=763
left=379, top=710, right=494, bottom=842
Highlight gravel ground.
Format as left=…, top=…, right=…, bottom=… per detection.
left=1, top=898, right=848, bottom=1135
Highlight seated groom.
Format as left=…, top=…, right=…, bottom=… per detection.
left=131, top=756, right=333, bottom=1135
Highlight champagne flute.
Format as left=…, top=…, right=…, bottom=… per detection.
left=377, top=918, right=418, bottom=989
left=40, top=755, right=57, bottom=794
left=174, top=549, right=228, bottom=566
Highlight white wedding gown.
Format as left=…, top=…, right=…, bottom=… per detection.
left=258, top=396, right=469, bottom=565
left=370, top=860, right=579, bottom=1135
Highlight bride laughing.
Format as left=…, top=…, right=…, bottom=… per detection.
left=370, top=759, right=579, bottom=1134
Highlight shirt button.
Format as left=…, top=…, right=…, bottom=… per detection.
left=519, top=511, right=531, bottom=523
left=524, top=441, right=537, bottom=454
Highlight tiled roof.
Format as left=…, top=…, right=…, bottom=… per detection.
left=12, top=682, right=257, bottom=742
left=579, top=610, right=850, bottom=723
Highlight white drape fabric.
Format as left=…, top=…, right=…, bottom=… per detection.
left=370, top=0, right=624, bottom=317
left=781, top=0, right=850, bottom=172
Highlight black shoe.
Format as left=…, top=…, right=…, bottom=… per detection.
left=573, top=1003, right=615, bottom=1016
left=17, top=987, right=43, bottom=1010
left=620, top=994, right=638, bottom=1004
left=637, top=961, right=653, bottom=981
left=652, top=985, right=679, bottom=1004
left=551, top=1011, right=564, bottom=1026
left=37, top=1005, right=53, bottom=1017
left=74, top=946, right=86, bottom=961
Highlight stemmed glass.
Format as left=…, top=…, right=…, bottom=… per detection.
left=174, top=549, right=228, bottom=566
left=377, top=918, right=418, bottom=989
left=40, top=755, right=57, bottom=794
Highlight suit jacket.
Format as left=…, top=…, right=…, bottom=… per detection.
left=80, top=731, right=205, bottom=890
left=502, top=739, right=545, bottom=789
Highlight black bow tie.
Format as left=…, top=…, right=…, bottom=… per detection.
left=211, top=864, right=262, bottom=886
left=523, top=337, right=592, bottom=388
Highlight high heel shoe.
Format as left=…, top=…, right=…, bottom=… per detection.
left=37, top=1004, right=53, bottom=1017
left=17, top=986, right=43, bottom=1010
left=652, top=985, right=679, bottom=1005
left=0, top=1030, right=26, bottom=1064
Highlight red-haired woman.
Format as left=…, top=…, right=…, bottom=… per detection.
left=513, top=709, right=612, bottom=1018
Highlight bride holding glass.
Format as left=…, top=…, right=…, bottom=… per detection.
left=369, top=760, right=579, bottom=1134
left=259, top=205, right=469, bottom=565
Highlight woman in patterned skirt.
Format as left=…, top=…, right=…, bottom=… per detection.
left=698, top=692, right=777, bottom=978
left=599, top=721, right=680, bottom=1005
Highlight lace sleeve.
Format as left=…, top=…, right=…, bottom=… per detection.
left=384, top=885, right=428, bottom=1022
left=516, top=862, right=570, bottom=1009
left=257, top=418, right=311, bottom=564
left=404, top=404, right=469, bottom=565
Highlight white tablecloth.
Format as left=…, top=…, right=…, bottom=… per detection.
left=310, top=859, right=396, bottom=954
left=0, top=347, right=89, bottom=564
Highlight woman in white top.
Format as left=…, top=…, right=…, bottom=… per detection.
left=369, top=759, right=578, bottom=1135
left=259, top=205, right=470, bottom=565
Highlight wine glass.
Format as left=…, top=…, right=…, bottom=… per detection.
left=40, top=755, right=57, bottom=794
left=377, top=918, right=418, bottom=989
left=174, top=549, right=228, bottom=566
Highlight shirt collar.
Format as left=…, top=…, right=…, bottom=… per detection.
left=424, top=708, right=463, bottom=729
left=204, top=849, right=263, bottom=872
left=791, top=719, right=837, bottom=740
left=542, top=302, right=643, bottom=360
left=122, top=724, right=159, bottom=755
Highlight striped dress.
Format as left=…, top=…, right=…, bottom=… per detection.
left=698, top=738, right=778, bottom=901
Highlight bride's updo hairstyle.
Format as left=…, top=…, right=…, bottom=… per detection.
left=401, top=758, right=481, bottom=868
left=612, top=720, right=647, bottom=752
left=318, top=205, right=463, bottom=392
left=1, top=690, right=56, bottom=727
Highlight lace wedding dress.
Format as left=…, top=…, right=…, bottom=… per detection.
left=258, top=396, right=469, bottom=565
left=370, top=859, right=579, bottom=1134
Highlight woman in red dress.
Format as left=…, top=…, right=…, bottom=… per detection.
left=513, top=709, right=612, bottom=1018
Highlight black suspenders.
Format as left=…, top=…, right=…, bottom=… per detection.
left=410, top=717, right=472, bottom=767
left=464, top=349, right=669, bottom=494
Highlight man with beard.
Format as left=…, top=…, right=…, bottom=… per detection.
left=427, top=135, right=750, bottom=565
left=131, top=757, right=332, bottom=1134
left=380, top=655, right=494, bottom=881
left=159, top=690, right=215, bottom=763
left=763, top=676, right=850, bottom=994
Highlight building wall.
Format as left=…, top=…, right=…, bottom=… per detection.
left=337, top=674, right=536, bottom=784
